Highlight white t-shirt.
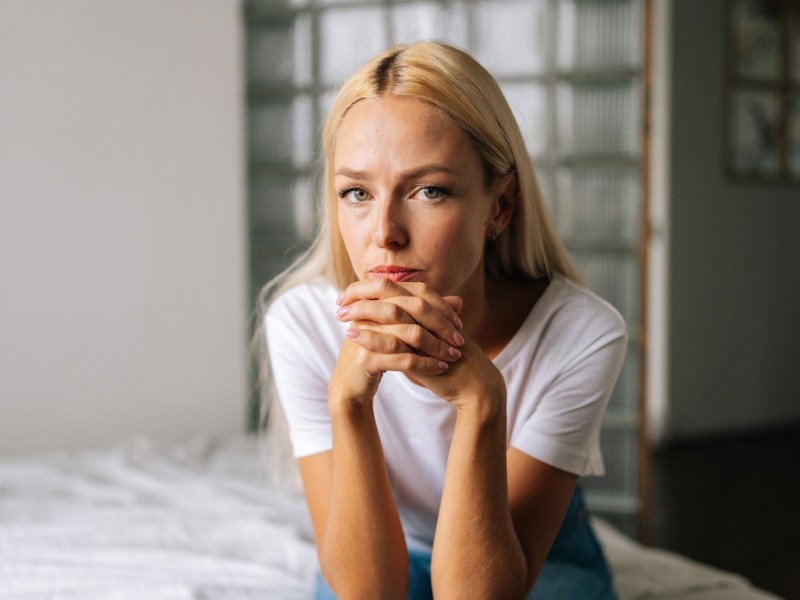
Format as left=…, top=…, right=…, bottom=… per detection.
left=265, top=274, right=627, bottom=551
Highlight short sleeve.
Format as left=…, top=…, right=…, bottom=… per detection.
left=264, top=284, right=341, bottom=457
left=509, top=300, right=628, bottom=477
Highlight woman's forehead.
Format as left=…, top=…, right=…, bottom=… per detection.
left=333, top=96, right=478, bottom=175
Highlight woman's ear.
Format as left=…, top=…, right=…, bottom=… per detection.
left=488, top=172, right=518, bottom=237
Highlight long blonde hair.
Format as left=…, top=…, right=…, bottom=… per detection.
left=253, top=42, right=578, bottom=486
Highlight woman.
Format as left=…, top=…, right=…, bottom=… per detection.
left=262, top=42, right=627, bottom=599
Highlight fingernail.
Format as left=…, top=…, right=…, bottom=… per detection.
left=453, top=331, right=465, bottom=346
left=438, top=361, right=449, bottom=371
left=453, top=315, right=464, bottom=330
left=335, top=294, right=344, bottom=306
left=448, top=347, right=461, bottom=360
left=336, top=307, right=349, bottom=319
left=345, top=328, right=359, bottom=339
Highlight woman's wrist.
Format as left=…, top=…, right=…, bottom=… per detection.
left=454, top=388, right=506, bottom=426
left=327, top=386, right=377, bottom=421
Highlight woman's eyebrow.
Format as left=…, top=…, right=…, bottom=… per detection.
left=334, top=164, right=456, bottom=180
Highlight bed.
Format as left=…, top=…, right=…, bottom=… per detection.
left=0, top=435, right=780, bottom=599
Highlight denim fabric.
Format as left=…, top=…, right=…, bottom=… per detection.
left=526, top=486, right=617, bottom=599
left=313, top=486, right=616, bottom=600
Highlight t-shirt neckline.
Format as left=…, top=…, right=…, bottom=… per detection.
left=489, top=273, right=562, bottom=370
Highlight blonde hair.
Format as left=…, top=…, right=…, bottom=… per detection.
left=253, top=42, right=578, bottom=486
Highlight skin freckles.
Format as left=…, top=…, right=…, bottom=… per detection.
left=333, top=95, right=505, bottom=324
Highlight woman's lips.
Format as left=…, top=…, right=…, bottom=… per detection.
left=369, top=267, right=420, bottom=282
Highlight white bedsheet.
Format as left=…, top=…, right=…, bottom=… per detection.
left=0, top=436, right=781, bottom=599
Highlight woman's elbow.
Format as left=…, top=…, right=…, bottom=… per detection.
left=432, top=554, right=528, bottom=600
left=318, top=552, right=409, bottom=600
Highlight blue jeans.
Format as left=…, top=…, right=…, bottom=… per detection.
left=314, top=486, right=617, bottom=599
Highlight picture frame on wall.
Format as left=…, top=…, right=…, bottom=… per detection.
left=725, top=0, right=800, bottom=183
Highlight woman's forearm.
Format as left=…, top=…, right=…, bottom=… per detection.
left=320, top=401, right=408, bottom=600
left=431, top=398, right=527, bottom=600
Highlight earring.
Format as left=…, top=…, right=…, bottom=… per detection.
left=490, top=229, right=499, bottom=241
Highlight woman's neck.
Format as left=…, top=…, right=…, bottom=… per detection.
left=461, top=275, right=549, bottom=360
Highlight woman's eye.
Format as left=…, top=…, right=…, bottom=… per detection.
left=339, top=188, right=369, bottom=202
left=351, top=189, right=368, bottom=202
left=417, top=186, right=446, bottom=201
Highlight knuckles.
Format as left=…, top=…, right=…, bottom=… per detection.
left=405, top=324, right=425, bottom=346
left=384, top=303, right=404, bottom=322
left=406, top=296, right=426, bottom=314
left=399, top=354, right=419, bottom=372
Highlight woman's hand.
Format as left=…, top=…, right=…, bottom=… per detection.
left=328, top=278, right=464, bottom=412
left=333, top=278, right=506, bottom=415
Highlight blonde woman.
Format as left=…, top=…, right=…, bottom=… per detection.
left=262, top=42, right=626, bottom=599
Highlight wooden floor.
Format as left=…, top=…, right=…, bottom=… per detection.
left=646, top=425, right=800, bottom=600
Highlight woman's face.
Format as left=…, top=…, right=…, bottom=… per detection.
left=333, top=95, right=502, bottom=299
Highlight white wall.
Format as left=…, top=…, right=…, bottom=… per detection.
left=0, top=1, right=248, bottom=457
left=661, top=0, right=800, bottom=440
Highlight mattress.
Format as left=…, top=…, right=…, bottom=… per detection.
left=0, top=435, right=780, bottom=599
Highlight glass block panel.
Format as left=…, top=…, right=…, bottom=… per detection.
left=573, top=252, right=637, bottom=326
left=249, top=95, right=313, bottom=165
left=607, top=344, right=639, bottom=415
left=391, top=1, right=469, bottom=48
left=594, top=511, right=639, bottom=539
left=250, top=177, right=314, bottom=239
left=534, top=165, right=556, bottom=219
left=473, top=0, right=549, bottom=76
left=318, top=0, right=379, bottom=4
left=555, top=167, right=639, bottom=245
left=250, top=238, right=308, bottom=293
left=247, top=15, right=312, bottom=87
left=557, top=80, right=640, bottom=155
left=319, top=7, right=388, bottom=87
left=730, top=88, right=781, bottom=177
left=558, top=0, right=641, bottom=70
left=501, top=83, right=549, bottom=158
left=583, top=426, right=638, bottom=496
left=246, top=0, right=309, bottom=8
left=318, top=89, right=338, bottom=133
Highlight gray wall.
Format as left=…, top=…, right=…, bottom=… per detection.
left=0, top=1, right=248, bottom=457
left=665, top=0, right=800, bottom=440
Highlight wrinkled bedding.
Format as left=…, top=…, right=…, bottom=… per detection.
left=0, top=435, right=779, bottom=599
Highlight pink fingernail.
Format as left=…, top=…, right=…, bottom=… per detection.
left=453, top=331, right=465, bottom=346
left=336, top=294, right=344, bottom=306
left=453, top=315, right=464, bottom=330
left=448, top=347, right=461, bottom=360
left=336, top=307, right=349, bottom=319
left=438, top=361, right=449, bottom=371
left=345, top=328, right=359, bottom=339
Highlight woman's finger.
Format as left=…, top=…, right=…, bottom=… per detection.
left=337, top=277, right=413, bottom=306
left=339, top=280, right=463, bottom=340
left=345, top=330, right=450, bottom=375
left=339, top=279, right=462, bottom=326
left=397, top=282, right=461, bottom=324
left=338, top=296, right=464, bottom=348
left=348, top=322, right=461, bottom=363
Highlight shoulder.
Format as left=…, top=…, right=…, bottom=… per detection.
left=544, top=274, right=626, bottom=337
left=265, top=277, right=344, bottom=351
left=266, top=277, right=341, bottom=325
left=530, top=274, right=628, bottom=364
left=262, top=278, right=346, bottom=372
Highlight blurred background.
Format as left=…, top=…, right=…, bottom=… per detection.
left=1, top=0, right=798, bottom=597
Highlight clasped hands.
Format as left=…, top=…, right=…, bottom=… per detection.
left=329, top=278, right=506, bottom=413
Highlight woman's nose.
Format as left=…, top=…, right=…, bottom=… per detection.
left=372, top=199, right=408, bottom=248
